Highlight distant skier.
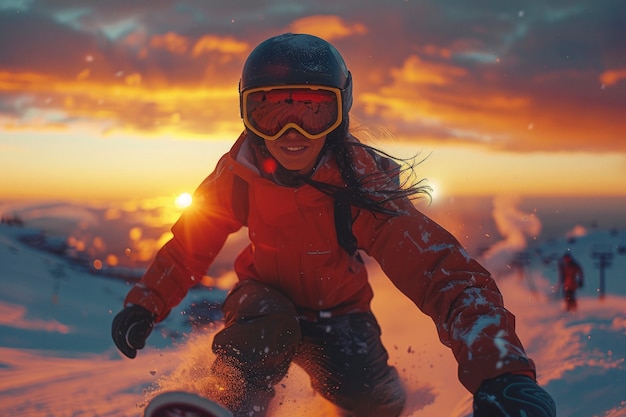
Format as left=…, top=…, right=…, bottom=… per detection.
left=112, top=33, right=556, bottom=417
left=558, top=252, right=584, bottom=311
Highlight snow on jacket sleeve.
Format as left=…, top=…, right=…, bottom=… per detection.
left=124, top=155, right=244, bottom=322
left=354, top=198, right=536, bottom=393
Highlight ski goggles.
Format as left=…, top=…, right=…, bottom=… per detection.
left=241, top=85, right=343, bottom=141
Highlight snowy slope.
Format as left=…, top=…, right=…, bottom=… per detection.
left=1, top=218, right=625, bottom=416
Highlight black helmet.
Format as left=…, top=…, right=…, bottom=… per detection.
left=239, top=33, right=353, bottom=121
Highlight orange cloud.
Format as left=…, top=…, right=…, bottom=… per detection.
left=0, top=68, right=239, bottom=137
left=391, top=55, right=466, bottom=86
left=142, top=32, right=249, bottom=59
left=124, top=73, right=142, bottom=86
left=361, top=54, right=486, bottom=129
left=289, top=15, right=368, bottom=40
left=420, top=44, right=453, bottom=59
left=599, top=69, right=626, bottom=86
left=150, top=32, right=190, bottom=54
left=0, top=71, right=50, bottom=91
left=192, top=35, right=249, bottom=57
left=354, top=48, right=626, bottom=153
left=75, top=69, right=90, bottom=81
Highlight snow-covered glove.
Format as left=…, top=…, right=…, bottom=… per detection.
left=111, top=304, right=156, bottom=359
left=473, top=374, right=556, bottom=417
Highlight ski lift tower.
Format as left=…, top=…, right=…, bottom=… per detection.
left=591, top=244, right=613, bottom=300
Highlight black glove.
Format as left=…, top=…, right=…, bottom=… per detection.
left=473, top=374, right=556, bottom=417
left=111, top=304, right=156, bottom=359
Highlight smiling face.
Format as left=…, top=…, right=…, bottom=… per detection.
left=264, top=129, right=327, bottom=175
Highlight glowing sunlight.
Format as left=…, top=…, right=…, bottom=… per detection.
left=175, top=192, right=193, bottom=209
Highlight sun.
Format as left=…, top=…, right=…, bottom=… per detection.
left=426, top=179, right=442, bottom=203
left=175, top=192, right=193, bottom=209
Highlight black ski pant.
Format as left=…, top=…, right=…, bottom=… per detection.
left=564, top=289, right=578, bottom=311
left=210, top=280, right=406, bottom=417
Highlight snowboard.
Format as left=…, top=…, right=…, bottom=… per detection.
left=144, top=391, right=233, bottom=417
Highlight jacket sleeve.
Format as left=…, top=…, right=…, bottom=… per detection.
left=355, top=199, right=536, bottom=393
left=576, top=263, right=584, bottom=287
left=124, top=155, right=244, bottom=322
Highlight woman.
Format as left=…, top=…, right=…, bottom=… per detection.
left=112, top=33, right=556, bottom=417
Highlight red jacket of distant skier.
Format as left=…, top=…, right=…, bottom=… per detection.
left=125, top=132, right=536, bottom=393
left=559, top=256, right=584, bottom=291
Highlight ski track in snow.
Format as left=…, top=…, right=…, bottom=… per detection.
left=1, top=221, right=625, bottom=416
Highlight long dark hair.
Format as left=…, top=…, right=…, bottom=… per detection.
left=311, top=120, right=431, bottom=253
left=248, top=120, right=431, bottom=254
left=311, top=119, right=431, bottom=213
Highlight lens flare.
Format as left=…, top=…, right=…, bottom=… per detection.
left=175, top=192, right=193, bottom=209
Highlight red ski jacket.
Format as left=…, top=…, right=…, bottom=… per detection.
left=559, top=258, right=584, bottom=291
left=124, top=132, right=536, bottom=393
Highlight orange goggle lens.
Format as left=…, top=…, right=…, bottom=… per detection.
left=242, top=85, right=343, bottom=140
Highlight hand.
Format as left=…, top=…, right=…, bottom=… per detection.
left=111, top=304, right=155, bottom=359
left=473, top=374, right=556, bottom=417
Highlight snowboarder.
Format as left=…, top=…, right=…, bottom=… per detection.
left=558, top=252, right=584, bottom=312
left=112, top=33, right=556, bottom=417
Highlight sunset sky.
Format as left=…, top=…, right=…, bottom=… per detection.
left=1, top=0, right=625, bottom=202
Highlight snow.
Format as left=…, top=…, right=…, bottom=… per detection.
left=1, top=199, right=625, bottom=417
